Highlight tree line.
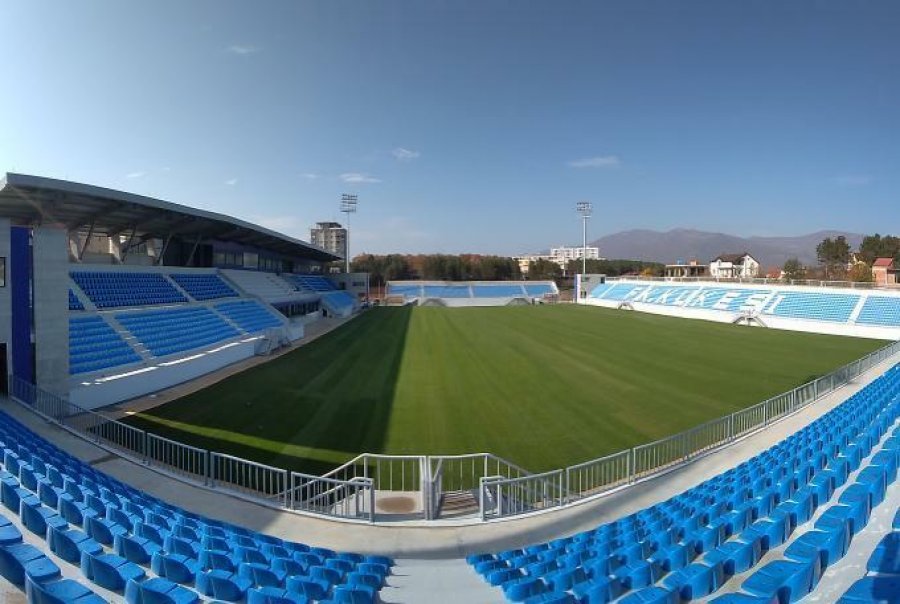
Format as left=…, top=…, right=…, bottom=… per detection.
left=783, top=234, right=900, bottom=282
left=351, top=254, right=665, bottom=285
left=351, top=254, right=522, bottom=286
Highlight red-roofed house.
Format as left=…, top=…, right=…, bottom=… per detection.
left=872, top=257, right=898, bottom=286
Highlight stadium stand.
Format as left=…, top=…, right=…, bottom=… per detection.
left=168, top=273, right=238, bottom=301
left=320, top=291, right=356, bottom=317
left=289, top=275, right=337, bottom=292
left=422, top=285, right=472, bottom=298
left=387, top=280, right=558, bottom=304
left=585, top=280, right=900, bottom=331
left=68, top=316, right=142, bottom=375
left=214, top=300, right=285, bottom=333
left=857, top=296, right=900, bottom=328
left=467, top=363, right=900, bottom=604
left=0, top=410, right=394, bottom=603
left=116, top=307, right=240, bottom=358
left=767, top=291, right=860, bottom=323
left=71, top=272, right=187, bottom=309
left=524, top=283, right=556, bottom=297
left=219, top=270, right=300, bottom=305
left=68, top=290, right=84, bottom=312
left=471, top=284, right=527, bottom=298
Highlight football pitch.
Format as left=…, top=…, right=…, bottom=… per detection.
left=124, top=305, right=884, bottom=475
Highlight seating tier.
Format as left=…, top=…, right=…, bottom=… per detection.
left=71, top=272, right=186, bottom=309
left=214, top=300, right=284, bottom=333
left=168, top=274, right=237, bottom=301
left=69, top=316, right=141, bottom=375
left=116, top=307, right=240, bottom=357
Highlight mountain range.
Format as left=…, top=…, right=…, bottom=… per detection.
left=583, top=229, right=864, bottom=268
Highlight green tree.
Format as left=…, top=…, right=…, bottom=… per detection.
left=848, top=263, right=873, bottom=283
left=782, top=258, right=805, bottom=281
left=528, top=258, right=562, bottom=280
left=816, top=236, right=850, bottom=279
left=858, top=234, right=900, bottom=265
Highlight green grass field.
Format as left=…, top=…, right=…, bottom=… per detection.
left=125, top=305, right=883, bottom=474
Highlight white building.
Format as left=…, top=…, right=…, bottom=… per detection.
left=514, top=246, right=603, bottom=274
left=550, top=245, right=601, bottom=265
left=309, top=222, right=347, bottom=259
left=709, top=253, right=760, bottom=279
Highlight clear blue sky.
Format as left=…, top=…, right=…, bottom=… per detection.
left=1, top=1, right=897, bottom=255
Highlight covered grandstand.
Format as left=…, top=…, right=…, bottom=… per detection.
left=0, top=173, right=364, bottom=409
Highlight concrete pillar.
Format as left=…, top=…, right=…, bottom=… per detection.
left=33, top=227, right=68, bottom=396
left=0, top=220, right=12, bottom=385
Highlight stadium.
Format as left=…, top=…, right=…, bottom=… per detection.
left=0, top=170, right=898, bottom=604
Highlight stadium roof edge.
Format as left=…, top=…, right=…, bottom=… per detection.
left=0, top=172, right=340, bottom=262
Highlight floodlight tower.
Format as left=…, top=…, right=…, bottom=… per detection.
left=340, top=193, right=358, bottom=273
left=576, top=201, right=593, bottom=276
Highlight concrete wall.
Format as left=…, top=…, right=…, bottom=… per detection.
left=33, top=227, right=69, bottom=395
left=70, top=340, right=257, bottom=410
left=0, top=220, right=11, bottom=385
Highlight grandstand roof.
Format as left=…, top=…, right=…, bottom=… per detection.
left=0, top=172, right=339, bottom=262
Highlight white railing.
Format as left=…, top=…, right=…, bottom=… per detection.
left=480, top=469, right=567, bottom=520
left=210, top=452, right=290, bottom=507
left=6, top=338, right=900, bottom=523
left=145, top=433, right=208, bottom=480
left=288, top=471, right=374, bottom=520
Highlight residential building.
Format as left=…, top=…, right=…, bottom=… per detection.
left=310, top=222, right=347, bottom=259
left=515, top=246, right=604, bottom=274
left=873, top=258, right=898, bottom=286
left=709, top=253, right=760, bottom=279
left=549, top=245, right=601, bottom=265
left=665, top=259, right=708, bottom=278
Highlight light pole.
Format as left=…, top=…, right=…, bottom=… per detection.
left=340, top=194, right=358, bottom=273
left=576, top=201, right=592, bottom=276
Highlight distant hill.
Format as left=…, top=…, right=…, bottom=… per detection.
left=589, top=229, right=864, bottom=268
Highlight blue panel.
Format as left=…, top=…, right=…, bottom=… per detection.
left=10, top=227, right=32, bottom=383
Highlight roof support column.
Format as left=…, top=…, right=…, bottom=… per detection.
left=155, top=232, right=173, bottom=266
left=185, top=234, right=203, bottom=267
left=77, top=221, right=95, bottom=261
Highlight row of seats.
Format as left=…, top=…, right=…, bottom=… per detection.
left=0, top=410, right=393, bottom=603
left=467, top=363, right=900, bottom=603
left=168, top=274, right=237, bottom=301
left=115, top=307, right=240, bottom=358
left=591, top=281, right=900, bottom=328
left=69, top=290, right=84, bottom=311
left=321, top=291, right=356, bottom=316
left=288, top=275, right=337, bottom=293
left=71, top=273, right=186, bottom=309
left=386, top=281, right=558, bottom=300
left=214, top=300, right=284, bottom=333
left=838, top=509, right=900, bottom=603
left=69, top=317, right=141, bottom=375
left=858, top=297, right=900, bottom=328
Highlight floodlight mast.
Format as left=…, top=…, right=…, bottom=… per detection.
left=577, top=201, right=593, bottom=278
left=340, top=194, right=358, bottom=273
